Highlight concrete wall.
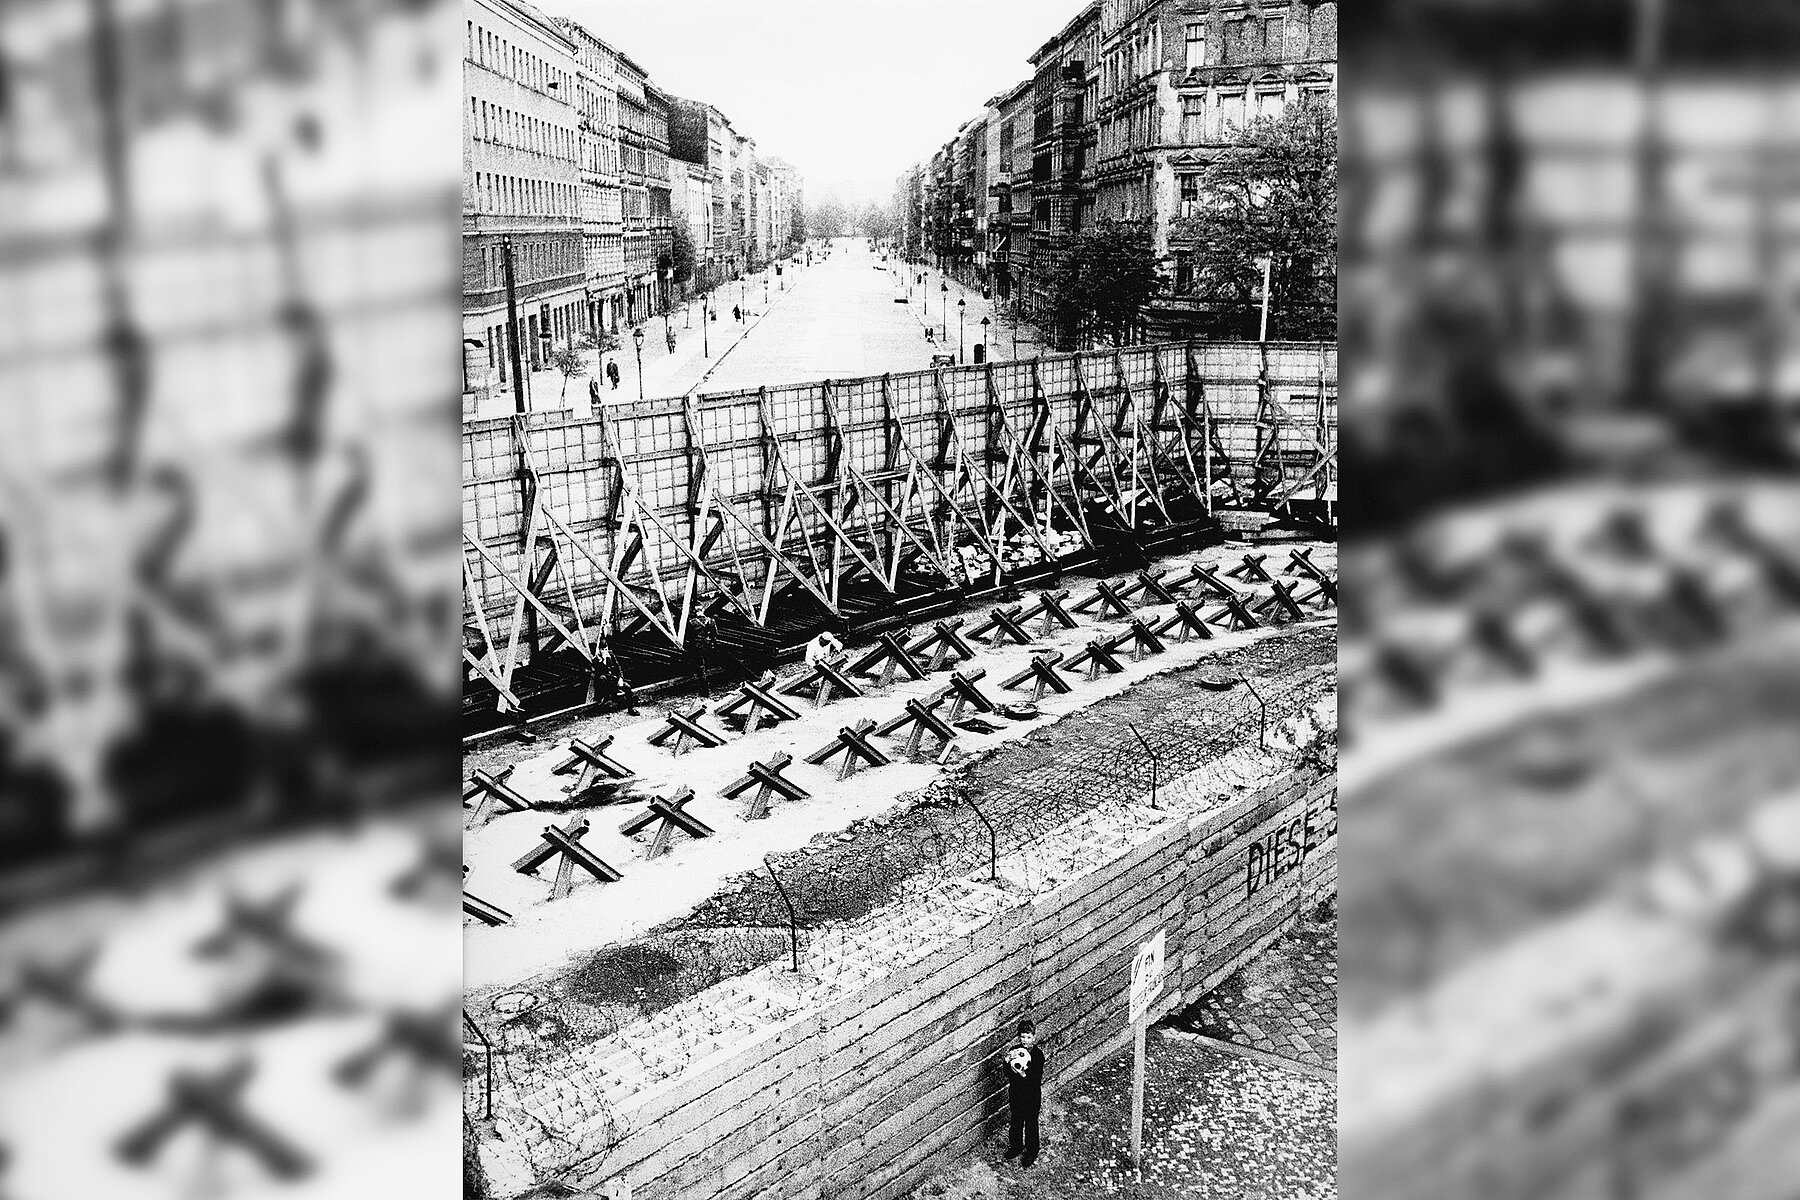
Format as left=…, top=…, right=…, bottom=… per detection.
left=490, top=756, right=1335, bottom=1199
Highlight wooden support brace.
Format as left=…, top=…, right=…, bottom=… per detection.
left=465, top=768, right=533, bottom=823
left=1072, top=579, right=1134, bottom=619
left=647, top=706, right=728, bottom=755
left=849, top=633, right=930, bottom=687
left=969, top=604, right=1035, bottom=648
left=553, top=736, right=635, bottom=798
left=904, top=620, right=977, bottom=671
left=874, top=698, right=960, bottom=758
left=1000, top=652, right=1074, bottom=700
left=1016, top=589, right=1079, bottom=637
left=803, top=719, right=891, bottom=780
left=618, top=787, right=711, bottom=858
left=722, top=752, right=810, bottom=820
left=1153, top=600, right=1214, bottom=643
left=1066, top=638, right=1127, bottom=680
left=511, top=816, right=623, bottom=899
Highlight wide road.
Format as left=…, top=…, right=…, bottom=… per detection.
left=469, top=237, right=1049, bottom=421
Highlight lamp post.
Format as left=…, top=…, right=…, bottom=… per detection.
left=702, top=300, right=709, bottom=357
left=1012, top=299, right=1020, bottom=360
left=957, top=297, right=966, bottom=364
left=939, top=281, right=947, bottom=342
left=632, top=326, right=645, bottom=400
left=980, top=315, right=991, bottom=363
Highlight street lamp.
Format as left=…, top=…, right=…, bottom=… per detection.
left=980, top=315, right=991, bottom=363
left=939, top=281, right=947, bottom=342
left=1012, top=303, right=1020, bottom=360
left=957, top=297, right=966, bottom=365
left=632, top=326, right=645, bottom=400
left=702, top=301, right=709, bottom=357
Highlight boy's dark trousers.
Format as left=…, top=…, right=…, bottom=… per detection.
left=1006, top=1099, right=1039, bottom=1165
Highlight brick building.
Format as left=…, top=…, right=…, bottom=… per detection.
left=463, top=0, right=585, bottom=401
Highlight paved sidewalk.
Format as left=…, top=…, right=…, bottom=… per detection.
left=1169, top=903, right=1338, bottom=1074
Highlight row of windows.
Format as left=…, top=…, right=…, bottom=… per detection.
left=1176, top=82, right=1332, bottom=144
left=467, top=20, right=572, bottom=98
left=473, top=238, right=581, bottom=295
left=471, top=172, right=580, bottom=218
left=469, top=97, right=576, bottom=163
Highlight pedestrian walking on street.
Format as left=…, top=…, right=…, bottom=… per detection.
left=588, top=376, right=601, bottom=412
left=606, top=359, right=620, bottom=390
left=732, top=304, right=742, bottom=324
left=1003, top=1019, right=1046, bottom=1168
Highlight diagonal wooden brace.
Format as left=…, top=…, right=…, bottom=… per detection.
left=969, top=604, right=1035, bottom=648
left=647, top=706, right=728, bottom=755
left=722, top=752, right=811, bottom=820
left=1000, top=652, right=1073, bottom=700
left=904, top=620, right=977, bottom=671
left=874, top=698, right=960, bottom=758
left=1072, top=580, right=1134, bottom=619
left=849, top=633, right=930, bottom=687
left=1153, top=600, right=1214, bottom=643
left=1066, top=638, right=1126, bottom=680
left=553, top=736, right=635, bottom=798
left=619, top=787, right=712, bottom=858
left=512, top=816, right=623, bottom=899
left=465, top=768, right=532, bottom=823
left=1016, top=589, right=1079, bottom=637
left=804, top=719, right=892, bottom=780
left=715, top=682, right=802, bottom=734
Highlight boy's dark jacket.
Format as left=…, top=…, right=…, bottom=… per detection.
left=1007, top=1044, right=1046, bottom=1105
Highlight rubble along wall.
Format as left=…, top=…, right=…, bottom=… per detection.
left=491, top=752, right=1335, bottom=1200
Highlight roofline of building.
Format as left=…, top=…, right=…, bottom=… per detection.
left=1028, top=0, right=1100, bottom=66
left=483, top=0, right=576, bottom=52
left=987, top=79, right=1032, bottom=109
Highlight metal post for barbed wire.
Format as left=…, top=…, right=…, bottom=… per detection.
left=966, top=792, right=998, bottom=881
left=1239, top=676, right=1268, bottom=750
left=765, top=857, right=800, bottom=972
left=463, top=1012, right=493, bottom=1120
left=1127, top=724, right=1160, bottom=810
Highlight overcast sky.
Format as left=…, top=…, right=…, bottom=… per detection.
left=535, top=0, right=1067, bottom=209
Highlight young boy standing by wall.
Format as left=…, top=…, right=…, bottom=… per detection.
left=1003, top=1018, right=1046, bottom=1168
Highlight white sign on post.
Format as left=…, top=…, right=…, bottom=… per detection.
left=1128, top=929, right=1166, bottom=1027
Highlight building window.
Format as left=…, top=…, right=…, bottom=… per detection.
left=1264, top=16, right=1287, bottom=60
left=1256, top=80, right=1287, bottom=122
left=1180, top=95, right=1204, bottom=142
left=1174, top=251, right=1193, bottom=294
left=1185, top=23, right=1206, bottom=71
left=1218, top=89, right=1245, bottom=138
left=1179, top=174, right=1199, bottom=219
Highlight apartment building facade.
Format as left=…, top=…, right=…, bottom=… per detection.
left=555, top=18, right=627, bottom=337
left=463, top=0, right=585, bottom=397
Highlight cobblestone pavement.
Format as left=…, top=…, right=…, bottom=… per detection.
left=1169, top=904, right=1338, bottom=1074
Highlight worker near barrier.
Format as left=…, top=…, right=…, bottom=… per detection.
left=1003, top=1018, right=1046, bottom=1168
left=804, top=630, right=843, bottom=666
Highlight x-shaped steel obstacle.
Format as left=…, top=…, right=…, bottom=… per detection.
left=1065, top=638, right=1126, bottom=680
left=849, top=633, right=929, bottom=687
left=1115, top=570, right=1180, bottom=607
left=1015, top=589, right=1079, bottom=637
left=465, top=767, right=532, bottom=823
left=875, top=698, right=959, bottom=758
left=553, top=736, right=635, bottom=797
left=1153, top=600, right=1214, bottom=643
left=1252, top=580, right=1307, bottom=624
left=777, top=653, right=865, bottom=708
left=1072, top=580, right=1134, bottom=619
left=1227, top=553, right=1274, bottom=584
left=511, top=816, right=623, bottom=899
left=335, top=1001, right=462, bottom=1089
left=933, top=667, right=995, bottom=722
left=722, top=753, right=810, bottom=820
left=1001, top=651, right=1073, bottom=699
left=904, top=620, right=977, bottom=670
left=647, top=706, right=728, bottom=755
left=715, top=682, right=802, bottom=734
left=804, top=720, right=891, bottom=780
left=1108, top=618, right=1167, bottom=661
left=116, top=1059, right=311, bottom=1180
left=619, top=787, right=713, bottom=858
left=969, top=604, right=1036, bottom=648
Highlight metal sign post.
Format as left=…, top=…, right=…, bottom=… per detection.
left=1127, top=929, right=1166, bottom=1170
